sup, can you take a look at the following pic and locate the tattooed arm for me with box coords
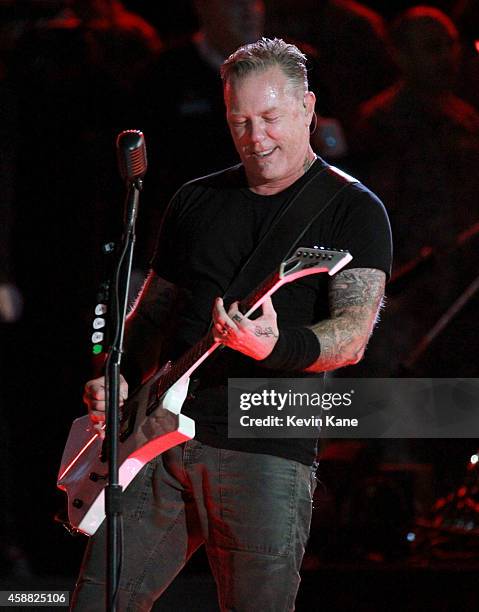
[211,268,385,368]
[305,267,386,372]
[124,270,179,381]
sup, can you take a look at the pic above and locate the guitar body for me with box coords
[57,366,195,536]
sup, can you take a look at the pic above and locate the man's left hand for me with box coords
[212,296,279,360]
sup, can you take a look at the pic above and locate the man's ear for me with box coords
[303,91,316,123]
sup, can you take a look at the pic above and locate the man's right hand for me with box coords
[83,375,129,438]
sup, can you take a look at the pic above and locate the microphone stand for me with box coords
[104,176,142,612]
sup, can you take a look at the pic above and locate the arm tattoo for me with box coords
[133,275,178,328]
[306,268,386,372]
[124,271,179,377]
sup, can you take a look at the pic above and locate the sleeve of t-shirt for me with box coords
[330,182,393,279]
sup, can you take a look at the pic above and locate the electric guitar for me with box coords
[57,246,352,536]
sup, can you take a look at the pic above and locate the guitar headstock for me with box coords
[280,247,352,281]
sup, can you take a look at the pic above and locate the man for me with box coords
[263,0,395,143]
[73,38,391,611]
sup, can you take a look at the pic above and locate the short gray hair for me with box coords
[221,37,308,95]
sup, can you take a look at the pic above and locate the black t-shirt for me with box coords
[151,158,392,465]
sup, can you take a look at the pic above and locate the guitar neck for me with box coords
[238,268,283,317]
[153,246,351,396]
[157,269,283,394]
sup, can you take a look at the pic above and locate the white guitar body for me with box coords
[58,372,194,536]
[57,246,352,536]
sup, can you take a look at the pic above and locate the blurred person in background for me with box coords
[137,0,266,265]
[264,0,396,145]
[50,0,161,89]
[452,0,479,112]
[350,6,479,378]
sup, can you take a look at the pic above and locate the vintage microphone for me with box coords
[116,129,147,225]
[105,130,147,612]
[117,129,147,183]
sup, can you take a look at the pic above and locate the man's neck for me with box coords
[248,152,317,196]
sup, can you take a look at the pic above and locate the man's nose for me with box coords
[249,120,266,145]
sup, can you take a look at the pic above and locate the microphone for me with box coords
[116,130,147,183]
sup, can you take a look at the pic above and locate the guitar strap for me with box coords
[222,162,358,308]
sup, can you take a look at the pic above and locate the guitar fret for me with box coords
[239,272,280,314]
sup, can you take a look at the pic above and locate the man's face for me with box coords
[224,66,315,193]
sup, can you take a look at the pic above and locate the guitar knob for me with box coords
[73,498,84,509]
